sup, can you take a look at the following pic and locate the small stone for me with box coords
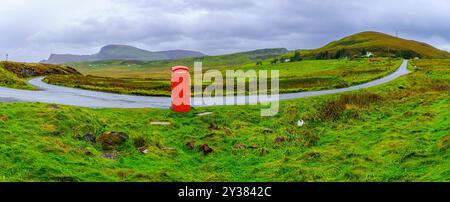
[248,144,259,149]
[186,141,196,150]
[199,144,213,155]
[83,133,96,143]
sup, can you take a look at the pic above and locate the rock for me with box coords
[186,141,196,150]
[83,133,96,143]
[274,136,287,143]
[97,132,129,150]
[234,143,246,149]
[103,151,118,160]
[20,68,38,77]
[198,112,213,116]
[263,129,273,134]
[0,115,8,122]
[199,144,213,155]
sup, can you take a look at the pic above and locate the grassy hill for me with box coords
[302,31,450,59]
[69,31,450,81]
[45,58,401,96]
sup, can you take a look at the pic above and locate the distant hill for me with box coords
[41,45,205,64]
[303,31,450,59]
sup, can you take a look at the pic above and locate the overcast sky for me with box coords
[1,0,449,62]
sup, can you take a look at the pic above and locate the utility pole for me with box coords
[5,54,8,62]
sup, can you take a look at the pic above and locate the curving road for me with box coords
[0,60,410,108]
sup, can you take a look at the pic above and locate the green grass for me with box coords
[0,59,448,182]
[0,61,81,90]
[45,58,401,96]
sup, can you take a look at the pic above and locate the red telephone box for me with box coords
[171,66,191,112]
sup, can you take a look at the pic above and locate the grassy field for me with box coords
[300,31,450,59]
[0,59,448,182]
[69,48,289,79]
[45,58,401,96]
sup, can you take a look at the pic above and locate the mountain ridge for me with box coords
[41,45,206,64]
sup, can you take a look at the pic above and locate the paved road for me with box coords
[0,60,410,108]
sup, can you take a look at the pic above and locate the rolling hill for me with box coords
[41,45,205,64]
[0,61,81,89]
[302,31,450,59]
